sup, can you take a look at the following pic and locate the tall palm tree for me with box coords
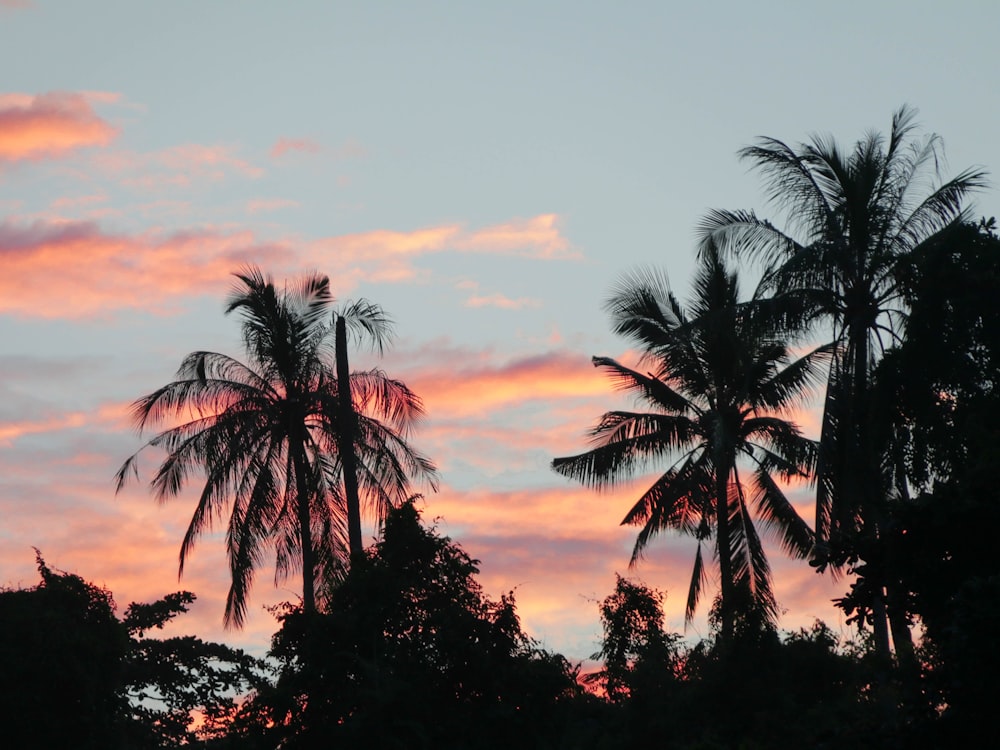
[115,266,437,627]
[698,106,986,655]
[331,299,396,558]
[552,248,825,643]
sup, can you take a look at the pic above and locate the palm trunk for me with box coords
[852,325,896,661]
[716,465,735,646]
[293,446,317,614]
[870,583,891,657]
[336,315,364,557]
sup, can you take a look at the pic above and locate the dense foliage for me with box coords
[0,553,267,748]
[232,501,581,749]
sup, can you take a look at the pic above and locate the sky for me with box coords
[2,1,999,663]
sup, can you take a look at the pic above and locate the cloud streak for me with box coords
[0,91,118,162]
[92,143,264,189]
[270,137,321,159]
[0,213,578,319]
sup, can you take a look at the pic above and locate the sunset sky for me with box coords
[2,1,999,662]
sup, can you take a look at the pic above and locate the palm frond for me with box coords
[591,356,697,415]
[685,542,708,626]
[624,452,712,562]
[338,298,394,355]
[748,465,814,558]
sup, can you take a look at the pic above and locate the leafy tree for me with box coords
[121,592,270,748]
[699,106,986,657]
[679,621,880,749]
[0,553,266,749]
[865,219,1000,736]
[241,501,580,749]
[116,266,437,626]
[0,551,127,748]
[587,575,682,702]
[553,247,823,643]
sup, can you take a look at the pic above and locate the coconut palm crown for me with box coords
[115,266,437,628]
[698,105,987,554]
[553,247,827,642]
[697,107,987,656]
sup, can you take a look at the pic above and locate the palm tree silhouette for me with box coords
[115,266,437,627]
[553,247,824,642]
[330,299,398,558]
[698,106,986,655]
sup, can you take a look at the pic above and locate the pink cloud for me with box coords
[0,411,88,446]
[406,349,612,420]
[0,219,293,318]
[92,143,263,189]
[0,357,838,663]
[307,214,579,284]
[270,137,321,159]
[49,193,109,210]
[455,214,578,259]
[0,213,576,320]
[0,212,580,318]
[80,91,128,106]
[0,91,118,162]
[161,144,263,178]
[465,293,541,309]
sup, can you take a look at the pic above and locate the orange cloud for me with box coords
[0,219,292,318]
[406,349,613,420]
[0,91,118,162]
[270,137,321,159]
[0,411,88,446]
[455,214,578,259]
[310,216,577,280]
[0,214,576,319]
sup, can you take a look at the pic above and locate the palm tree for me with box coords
[115,266,437,627]
[552,248,825,643]
[331,299,395,558]
[698,106,986,655]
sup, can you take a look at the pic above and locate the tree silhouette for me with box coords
[698,106,986,656]
[331,299,397,557]
[0,553,265,749]
[116,266,437,626]
[587,575,681,702]
[242,501,580,749]
[553,247,824,643]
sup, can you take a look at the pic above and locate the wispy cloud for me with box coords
[456,279,541,310]
[465,293,541,309]
[269,136,366,161]
[270,137,321,159]
[0,91,118,162]
[309,214,579,285]
[245,197,299,215]
[456,214,578,260]
[49,193,109,210]
[92,143,264,189]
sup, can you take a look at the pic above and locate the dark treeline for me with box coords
[2,107,999,747]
